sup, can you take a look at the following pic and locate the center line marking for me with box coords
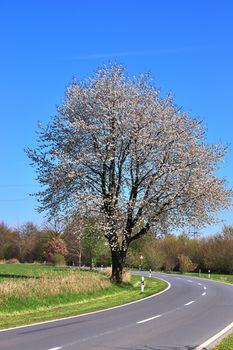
[137,314,161,324]
[185,300,195,306]
[48,347,62,350]
[202,292,206,296]
[204,286,207,290]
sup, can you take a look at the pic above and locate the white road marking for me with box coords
[48,347,62,350]
[185,300,195,306]
[187,280,192,282]
[195,321,233,350]
[204,286,207,290]
[202,292,206,296]
[198,283,202,286]
[137,314,161,324]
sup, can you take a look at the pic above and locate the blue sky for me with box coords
[0,0,232,234]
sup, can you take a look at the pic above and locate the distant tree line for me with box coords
[0,220,233,274]
[0,219,111,267]
[126,225,233,274]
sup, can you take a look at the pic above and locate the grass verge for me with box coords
[0,265,167,329]
[182,272,233,284]
[213,333,233,350]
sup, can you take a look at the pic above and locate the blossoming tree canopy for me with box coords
[26,64,232,283]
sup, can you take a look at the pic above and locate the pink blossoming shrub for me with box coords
[44,238,68,263]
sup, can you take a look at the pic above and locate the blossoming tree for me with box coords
[43,237,68,263]
[27,64,232,283]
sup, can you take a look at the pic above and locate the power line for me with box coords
[0,198,35,202]
[0,184,38,188]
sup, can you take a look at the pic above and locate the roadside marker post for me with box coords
[149,269,152,278]
[141,276,144,292]
[208,270,211,279]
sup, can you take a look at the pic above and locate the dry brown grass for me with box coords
[122,270,131,283]
[103,267,131,283]
[0,259,20,264]
[103,267,112,278]
[0,271,111,303]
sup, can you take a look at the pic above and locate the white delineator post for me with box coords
[208,270,211,278]
[141,276,144,292]
[149,269,152,278]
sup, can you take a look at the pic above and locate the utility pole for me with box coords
[190,226,200,240]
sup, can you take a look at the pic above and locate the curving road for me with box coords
[0,272,232,350]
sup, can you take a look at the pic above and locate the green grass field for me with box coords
[0,263,76,279]
[0,264,167,329]
[184,272,233,284]
[213,333,233,350]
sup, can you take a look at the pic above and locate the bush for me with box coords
[178,254,197,273]
[51,254,66,266]
[44,238,68,263]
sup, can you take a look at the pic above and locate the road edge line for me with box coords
[195,321,233,350]
[0,275,171,333]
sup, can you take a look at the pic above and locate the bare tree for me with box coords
[64,215,85,268]
[26,64,232,283]
[42,215,65,236]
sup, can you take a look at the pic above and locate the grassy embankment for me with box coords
[0,264,167,329]
[183,272,233,284]
[213,334,233,350]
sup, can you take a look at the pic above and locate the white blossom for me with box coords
[26,64,232,282]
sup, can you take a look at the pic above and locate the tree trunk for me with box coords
[78,245,82,268]
[111,249,126,284]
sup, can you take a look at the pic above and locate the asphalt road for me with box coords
[0,272,232,350]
